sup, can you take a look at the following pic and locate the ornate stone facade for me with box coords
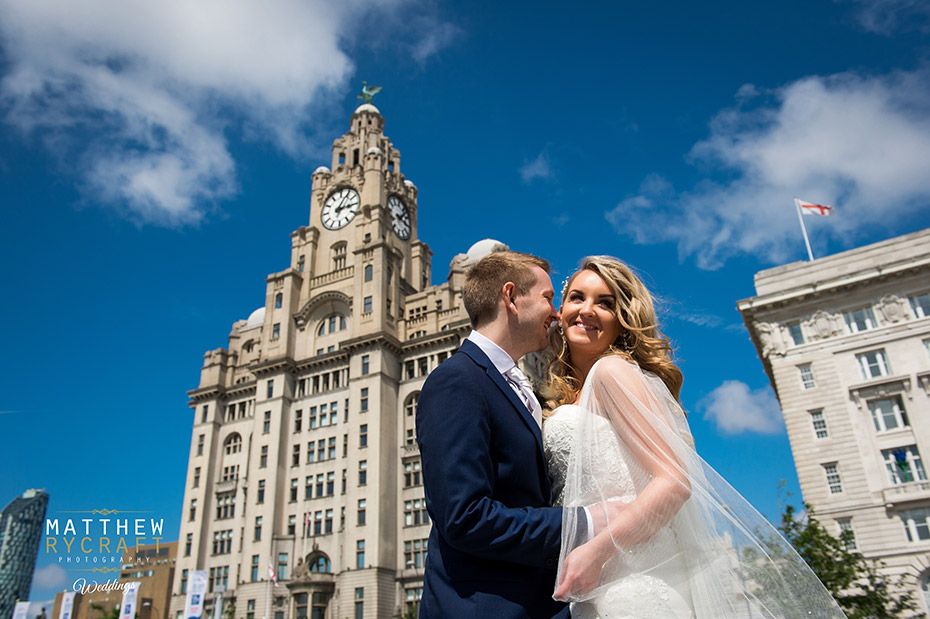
[168,105,508,619]
[739,228,930,612]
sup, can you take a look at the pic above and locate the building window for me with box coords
[197,434,204,456]
[404,538,429,569]
[856,349,890,379]
[316,473,324,496]
[361,355,370,375]
[418,357,428,376]
[310,554,331,573]
[288,514,296,536]
[405,393,420,419]
[275,293,282,309]
[844,306,876,333]
[184,533,192,556]
[251,555,259,582]
[257,480,265,504]
[355,588,364,619]
[224,433,242,455]
[360,424,368,448]
[272,323,281,340]
[189,499,197,521]
[290,478,298,502]
[202,404,209,423]
[358,499,366,525]
[360,388,369,412]
[359,460,367,485]
[212,529,233,554]
[267,380,274,399]
[787,321,804,345]
[798,364,815,389]
[278,552,288,581]
[405,360,415,380]
[900,508,930,542]
[823,463,842,494]
[868,396,909,432]
[263,411,272,434]
[910,292,930,318]
[404,459,422,487]
[809,410,828,439]
[364,264,372,282]
[356,541,365,569]
[836,519,857,551]
[325,508,333,533]
[260,445,268,467]
[294,410,302,433]
[215,492,235,519]
[292,444,300,467]
[181,569,188,594]
[332,243,347,270]
[404,498,429,526]
[883,446,927,485]
[193,467,200,488]
[298,254,305,273]
[363,296,372,313]
[327,471,335,496]
[208,566,228,592]
[309,406,318,429]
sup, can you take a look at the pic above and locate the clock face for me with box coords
[387,195,411,240]
[321,187,360,230]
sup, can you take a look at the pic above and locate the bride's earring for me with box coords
[558,322,565,338]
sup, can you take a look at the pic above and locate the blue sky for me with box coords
[2,0,930,605]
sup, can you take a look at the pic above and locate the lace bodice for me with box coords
[544,404,636,507]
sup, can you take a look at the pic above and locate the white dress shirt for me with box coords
[466,330,542,427]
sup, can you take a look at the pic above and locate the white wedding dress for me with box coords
[543,355,846,619]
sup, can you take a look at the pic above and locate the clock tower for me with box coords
[171,98,502,619]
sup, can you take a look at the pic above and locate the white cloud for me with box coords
[846,0,930,34]
[520,151,553,182]
[607,68,930,269]
[0,0,455,226]
[32,564,68,589]
[699,380,785,435]
[411,20,462,66]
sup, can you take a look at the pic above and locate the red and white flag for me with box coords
[269,564,278,587]
[795,198,835,216]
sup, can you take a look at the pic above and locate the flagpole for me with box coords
[794,197,815,261]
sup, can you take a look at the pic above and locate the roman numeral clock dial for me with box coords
[321,187,360,230]
[387,195,411,240]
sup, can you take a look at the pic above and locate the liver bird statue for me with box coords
[358,81,382,105]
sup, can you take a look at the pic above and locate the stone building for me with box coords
[168,103,511,619]
[738,228,930,611]
[0,489,49,619]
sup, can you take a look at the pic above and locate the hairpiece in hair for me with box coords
[560,275,571,300]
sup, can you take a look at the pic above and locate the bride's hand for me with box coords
[553,541,607,601]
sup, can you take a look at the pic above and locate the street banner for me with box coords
[12,602,30,619]
[184,570,208,619]
[59,592,76,619]
[119,582,140,619]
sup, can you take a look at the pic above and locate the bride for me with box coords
[542,256,845,618]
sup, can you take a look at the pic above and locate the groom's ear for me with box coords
[501,282,518,315]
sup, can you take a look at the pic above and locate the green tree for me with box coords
[89,603,119,619]
[780,502,923,618]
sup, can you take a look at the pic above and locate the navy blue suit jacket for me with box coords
[416,339,569,618]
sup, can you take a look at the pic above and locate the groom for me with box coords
[416,251,574,618]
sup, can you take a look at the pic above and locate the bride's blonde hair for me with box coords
[542,256,683,410]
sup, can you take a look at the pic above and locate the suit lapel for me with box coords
[459,340,548,470]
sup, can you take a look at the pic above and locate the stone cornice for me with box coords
[738,256,930,313]
[251,357,297,377]
[402,323,468,353]
[340,332,404,356]
[295,350,350,373]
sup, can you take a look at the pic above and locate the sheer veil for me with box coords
[554,355,846,618]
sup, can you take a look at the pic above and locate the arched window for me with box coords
[308,553,331,573]
[243,340,255,353]
[922,573,930,611]
[274,293,282,309]
[405,392,419,418]
[364,264,373,282]
[317,314,347,336]
[332,243,347,270]
[224,433,242,455]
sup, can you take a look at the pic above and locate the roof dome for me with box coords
[246,307,265,329]
[353,103,381,115]
[404,179,416,188]
[313,166,330,175]
[367,146,382,156]
[465,238,510,264]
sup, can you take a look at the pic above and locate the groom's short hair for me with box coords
[463,251,550,328]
